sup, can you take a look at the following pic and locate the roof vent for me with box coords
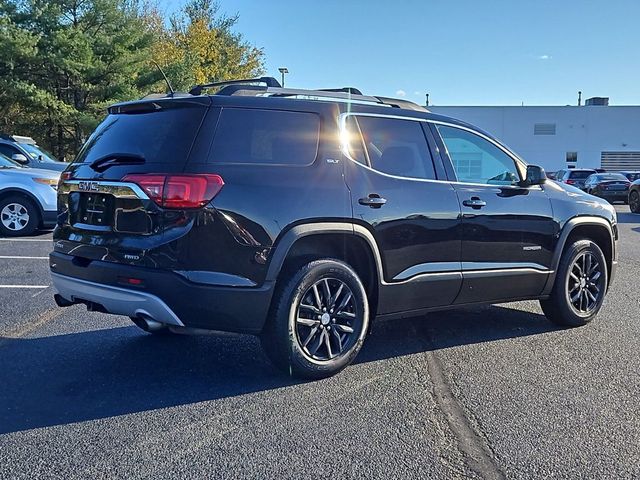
[534,123,556,135]
[585,97,609,106]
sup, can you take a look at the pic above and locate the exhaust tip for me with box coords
[54,294,75,308]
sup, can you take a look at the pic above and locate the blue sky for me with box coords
[162,0,640,106]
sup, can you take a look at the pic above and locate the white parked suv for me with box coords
[0,154,60,236]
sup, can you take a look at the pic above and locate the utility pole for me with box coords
[278,67,289,87]
[578,91,582,106]
[425,93,430,107]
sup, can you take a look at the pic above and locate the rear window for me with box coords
[569,170,595,179]
[595,174,628,181]
[208,108,320,166]
[74,104,207,164]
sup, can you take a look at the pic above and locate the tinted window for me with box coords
[0,144,20,159]
[209,108,320,165]
[343,116,367,165]
[594,173,628,182]
[75,104,207,164]
[355,116,436,180]
[568,170,595,179]
[437,125,520,185]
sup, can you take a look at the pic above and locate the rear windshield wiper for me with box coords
[89,153,145,172]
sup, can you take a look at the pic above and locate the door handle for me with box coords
[462,197,487,209]
[359,194,387,208]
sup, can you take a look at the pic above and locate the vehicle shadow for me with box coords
[0,304,557,434]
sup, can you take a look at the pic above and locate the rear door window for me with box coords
[208,108,320,166]
[354,116,437,180]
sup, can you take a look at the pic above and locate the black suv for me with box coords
[50,78,618,378]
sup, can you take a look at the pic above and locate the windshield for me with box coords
[0,153,23,168]
[20,143,59,163]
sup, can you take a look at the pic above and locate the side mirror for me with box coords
[523,165,546,186]
[11,154,28,164]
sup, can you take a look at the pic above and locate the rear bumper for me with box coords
[49,252,275,334]
[41,210,57,228]
[52,273,185,326]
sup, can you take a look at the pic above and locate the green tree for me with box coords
[152,0,265,91]
[0,0,157,160]
[0,0,265,159]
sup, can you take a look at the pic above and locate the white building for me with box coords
[429,102,640,173]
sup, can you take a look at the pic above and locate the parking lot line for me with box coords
[0,238,52,242]
[0,285,49,289]
[0,256,49,260]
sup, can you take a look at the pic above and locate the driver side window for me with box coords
[437,125,520,185]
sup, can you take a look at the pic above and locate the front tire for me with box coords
[540,240,608,327]
[630,190,640,213]
[261,259,370,379]
[0,195,40,237]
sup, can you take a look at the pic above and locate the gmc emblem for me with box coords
[78,181,99,192]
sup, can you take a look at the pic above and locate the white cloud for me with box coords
[414,91,422,96]
[537,54,552,60]
[396,89,406,97]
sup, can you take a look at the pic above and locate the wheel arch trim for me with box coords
[542,216,616,295]
[0,188,45,224]
[265,222,388,285]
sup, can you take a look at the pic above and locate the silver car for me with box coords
[0,134,67,172]
[0,154,59,236]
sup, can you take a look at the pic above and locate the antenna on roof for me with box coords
[152,61,175,96]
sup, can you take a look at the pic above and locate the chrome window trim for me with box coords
[338,112,538,190]
[59,180,150,200]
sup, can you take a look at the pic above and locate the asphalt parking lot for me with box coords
[0,206,638,479]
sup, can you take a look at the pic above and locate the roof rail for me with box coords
[317,87,364,95]
[374,96,428,112]
[202,79,429,112]
[259,87,428,112]
[189,76,281,96]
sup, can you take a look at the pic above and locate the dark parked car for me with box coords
[556,169,597,190]
[629,180,640,213]
[50,78,618,378]
[620,171,640,183]
[584,173,631,204]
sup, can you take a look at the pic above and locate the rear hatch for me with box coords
[54,96,212,268]
[567,170,595,189]
[598,178,631,193]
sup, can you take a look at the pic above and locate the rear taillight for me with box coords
[565,179,575,185]
[122,174,224,209]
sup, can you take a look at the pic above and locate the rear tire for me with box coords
[540,240,608,327]
[0,195,40,237]
[629,191,640,213]
[261,259,369,379]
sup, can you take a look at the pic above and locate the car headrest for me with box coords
[377,146,419,177]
